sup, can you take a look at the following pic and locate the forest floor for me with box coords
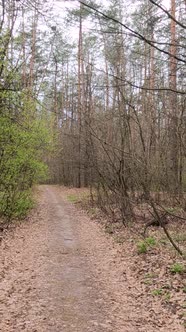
[0,185,185,332]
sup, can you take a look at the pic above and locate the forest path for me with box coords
[0,186,116,332]
[0,186,117,332]
[0,186,184,332]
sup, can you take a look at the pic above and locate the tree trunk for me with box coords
[169,0,178,193]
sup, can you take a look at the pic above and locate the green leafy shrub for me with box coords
[170,263,185,274]
[152,288,163,296]
[137,237,156,254]
[145,237,156,246]
[0,90,52,220]
[137,241,147,254]
[12,191,34,218]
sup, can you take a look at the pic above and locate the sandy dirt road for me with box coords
[0,186,184,332]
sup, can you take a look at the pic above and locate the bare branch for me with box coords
[148,0,186,30]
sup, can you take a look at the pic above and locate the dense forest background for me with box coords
[0,0,185,227]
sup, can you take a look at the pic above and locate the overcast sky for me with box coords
[52,0,171,37]
[52,0,171,27]
[54,0,170,10]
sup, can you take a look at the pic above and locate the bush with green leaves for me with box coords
[0,90,53,220]
[170,263,185,274]
[137,241,148,254]
[137,237,156,254]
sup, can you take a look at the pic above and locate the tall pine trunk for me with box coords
[169,0,178,193]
